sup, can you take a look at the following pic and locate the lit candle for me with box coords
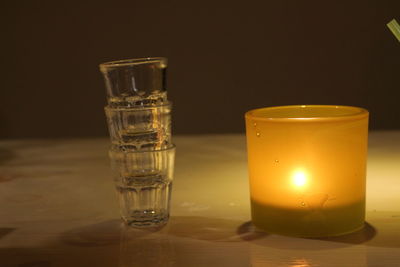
[245,105,369,237]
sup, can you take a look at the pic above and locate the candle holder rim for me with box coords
[245,105,368,122]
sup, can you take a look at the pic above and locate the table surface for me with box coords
[0,132,399,267]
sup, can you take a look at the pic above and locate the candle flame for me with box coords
[292,170,308,188]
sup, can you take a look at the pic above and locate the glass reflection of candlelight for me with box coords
[290,258,311,267]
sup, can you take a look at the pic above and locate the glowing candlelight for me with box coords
[292,169,308,188]
[245,105,369,237]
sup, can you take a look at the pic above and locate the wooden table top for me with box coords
[1,132,399,266]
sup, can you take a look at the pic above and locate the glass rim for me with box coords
[109,144,176,154]
[245,105,369,122]
[99,57,167,70]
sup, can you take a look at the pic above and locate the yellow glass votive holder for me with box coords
[245,105,369,237]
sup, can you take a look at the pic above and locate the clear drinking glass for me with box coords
[105,103,172,151]
[99,57,168,108]
[109,145,176,227]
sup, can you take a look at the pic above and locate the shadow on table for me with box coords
[0,148,17,183]
[59,216,252,245]
[58,216,397,249]
[161,216,265,242]
[1,220,172,267]
[2,216,398,266]
[237,220,400,249]
[0,148,15,164]
[54,216,398,266]
[60,219,167,247]
[0,228,16,240]
[54,217,250,266]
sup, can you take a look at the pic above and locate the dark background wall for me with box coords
[2,1,400,138]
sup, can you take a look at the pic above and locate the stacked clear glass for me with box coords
[100,58,175,227]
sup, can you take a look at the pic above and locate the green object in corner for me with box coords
[387,19,400,42]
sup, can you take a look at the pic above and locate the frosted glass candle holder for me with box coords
[245,105,369,237]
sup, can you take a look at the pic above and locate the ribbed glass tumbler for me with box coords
[109,146,175,226]
[100,57,175,227]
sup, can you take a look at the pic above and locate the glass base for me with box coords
[122,210,169,228]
